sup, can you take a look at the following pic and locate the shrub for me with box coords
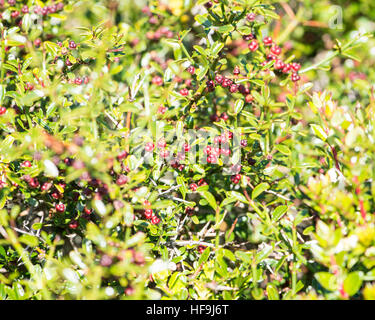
[0,0,374,300]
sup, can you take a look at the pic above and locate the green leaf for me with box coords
[234,99,244,115]
[272,205,288,221]
[266,284,280,300]
[44,41,60,57]
[217,25,234,33]
[19,234,39,247]
[252,183,270,199]
[198,247,211,265]
[343,272,363,297]
[200,191,217,210]
[315,272,337,291]
[275,144,291,155]
[310,124,328,141]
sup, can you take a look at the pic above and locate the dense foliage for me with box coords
[0,0,375,300]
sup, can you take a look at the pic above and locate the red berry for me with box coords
[242,34,254,41]
[207,154,217,163]
[11,11,19,18]
[151,215,160,224]
[220,112,229,121]
[229,84,238,93]
[22,5,29,14]
[116,175,128,186]
[282,63,292,74]
[198,179,208,186]
[190,183,198,192]
[75,77,82,85]
[84,207,92,215]
[144,209,153,219]
[233,66,240,75]
[231,174,241,184]
[291,62,301,72]
[56,203,66,213]
[152,76,163,86]
[248,40,259,52]
[41,182,52,191]
[145,142,155,152]
[157,138,167,149]
[25,83,34,91]
[29,178,40,188]
[184,143,191,152]
[291,73,301,82]
[246,13,256,21]
[263,36,273,46]
[270,45,281,55]
[0,107,7,115]
[221,78,232,88]
[204,145,212,155]
[187,66,195,75]
[274,59,285,70]
[215,74,223,84]
[180,88,189,96]
[69,220,79,229]
[197,245,206,254]
[206,80,215,92]
[117,151,128,160]
[124,286,135,296]
[159,149,170,158]
[245,94,254,103]
[204,1,213,9]
[22,161,32,167]
[241,139,248,147]
[221,148,231,156]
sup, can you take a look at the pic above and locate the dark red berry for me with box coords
[204,1,213,9]
[0,107,7,115]
[233,66,240,75]
[22,5,29,14]
[69,40,77,49]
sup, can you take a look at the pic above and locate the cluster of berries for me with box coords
[246,35,302,82]
[143,200,161,224]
